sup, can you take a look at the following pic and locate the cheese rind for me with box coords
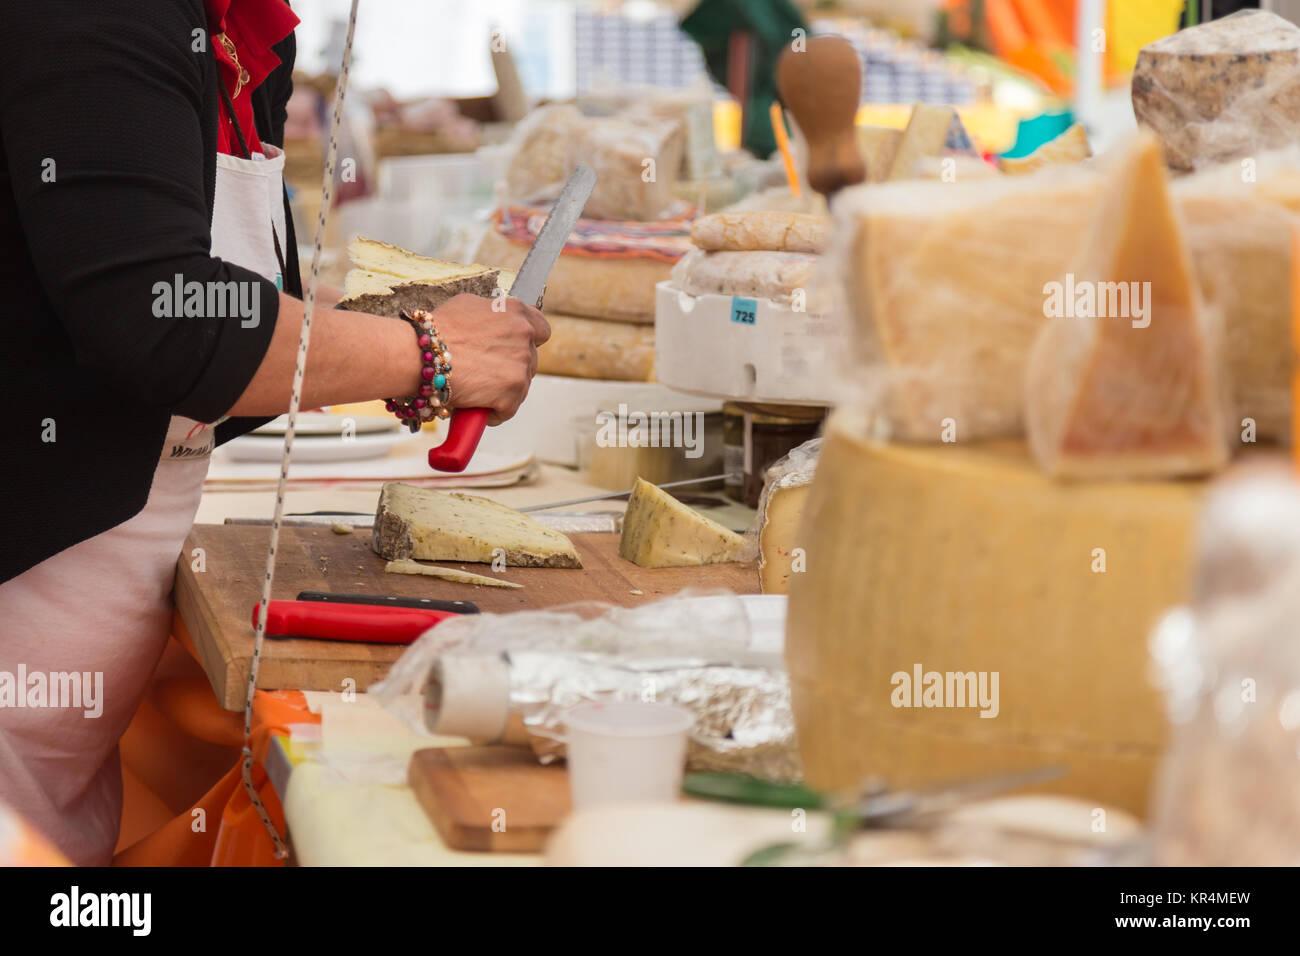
[786,407,1204,816]
[1132,10,1300,171]
[1174,151,1300,442]
[689,211,829,254]
[756,439,819,595]
[338,272,501,316]
[373,483,581,568]
[384,559,524,589]
[475,227,667,323]
[337,237,502,315]
[618,478,744,568]
[537,314,655,382]
[1025,133,1228,479]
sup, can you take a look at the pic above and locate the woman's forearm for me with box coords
[224,292,421,416]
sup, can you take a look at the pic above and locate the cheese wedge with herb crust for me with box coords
[618,477,744,568]
[373,483,581,568]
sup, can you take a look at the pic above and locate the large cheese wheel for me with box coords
[786,408,1206,816]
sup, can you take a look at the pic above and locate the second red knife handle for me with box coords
[254,600,456,644]
[427,407,490,473]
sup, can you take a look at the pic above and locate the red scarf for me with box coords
[204,0,300,156]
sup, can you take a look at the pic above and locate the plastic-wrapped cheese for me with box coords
[1173,149,1300,444]
[833,165,1102,441]
[1133,10,1300,172]
[670,249,820,306]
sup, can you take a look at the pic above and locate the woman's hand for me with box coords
[432,293,551,425]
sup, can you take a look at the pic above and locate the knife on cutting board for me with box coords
[254,599,461,645]
[428,164,597,473]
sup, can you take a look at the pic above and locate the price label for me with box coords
[730,296,758,326]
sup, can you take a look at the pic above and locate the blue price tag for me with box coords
[730,296,758,326]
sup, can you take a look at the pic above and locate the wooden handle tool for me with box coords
[775,35,865,198]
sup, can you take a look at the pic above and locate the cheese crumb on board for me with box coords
[373,483,581,568]
[384,559,524,589]
[1026,133,1228,479]
[618,477,744,568]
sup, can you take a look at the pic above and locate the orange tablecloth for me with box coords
[113,614,321,866]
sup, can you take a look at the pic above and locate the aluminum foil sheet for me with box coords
[372,590,802,781]
[502,649,801,781]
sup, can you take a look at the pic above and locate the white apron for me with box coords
[0,141,287,866]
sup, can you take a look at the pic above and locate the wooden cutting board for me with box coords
[408,746,570,852]
[175,523,759,710]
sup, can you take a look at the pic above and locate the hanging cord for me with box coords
[243,0,361,860]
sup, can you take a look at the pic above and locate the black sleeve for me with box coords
[0,0,280,424]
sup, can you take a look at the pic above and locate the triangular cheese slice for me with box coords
[618,478,745,568]
[347,237,491,282]
[1025,133,1228,479]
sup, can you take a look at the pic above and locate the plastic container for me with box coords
[563,701,693,809]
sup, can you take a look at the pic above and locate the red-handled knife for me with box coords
[253,599,456,645]
[427,164,597,473]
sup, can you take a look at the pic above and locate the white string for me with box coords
[242,0,361,860]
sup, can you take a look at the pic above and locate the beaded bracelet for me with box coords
[386,309,452,433]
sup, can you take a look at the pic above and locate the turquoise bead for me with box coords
[433,373,447,388]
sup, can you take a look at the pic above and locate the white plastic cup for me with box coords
[563,700,694,810]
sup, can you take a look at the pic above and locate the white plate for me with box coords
[223,430,406,463]
[251,412,399,437]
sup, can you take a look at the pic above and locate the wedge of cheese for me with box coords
[756,440,819,594]
[373,483,581,568]
[1025,133,1228,479]
[338,237,503,316]
[887,104,973,181]
[347,237,493,282]
[618,477,744,568]
[856,125,903,183]
[1000,124,1092,176]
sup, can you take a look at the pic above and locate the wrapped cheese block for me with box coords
[689,211,829,254]
[671,249,820,306]
[1133,10,1300,171]
[1025,133,1229,479]
[1174,150,1300,444]
[567,117,686,222]
[833,165,1102,441]
[537,313,655,382]
[502,104,585,206]
[754,438,819,595]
